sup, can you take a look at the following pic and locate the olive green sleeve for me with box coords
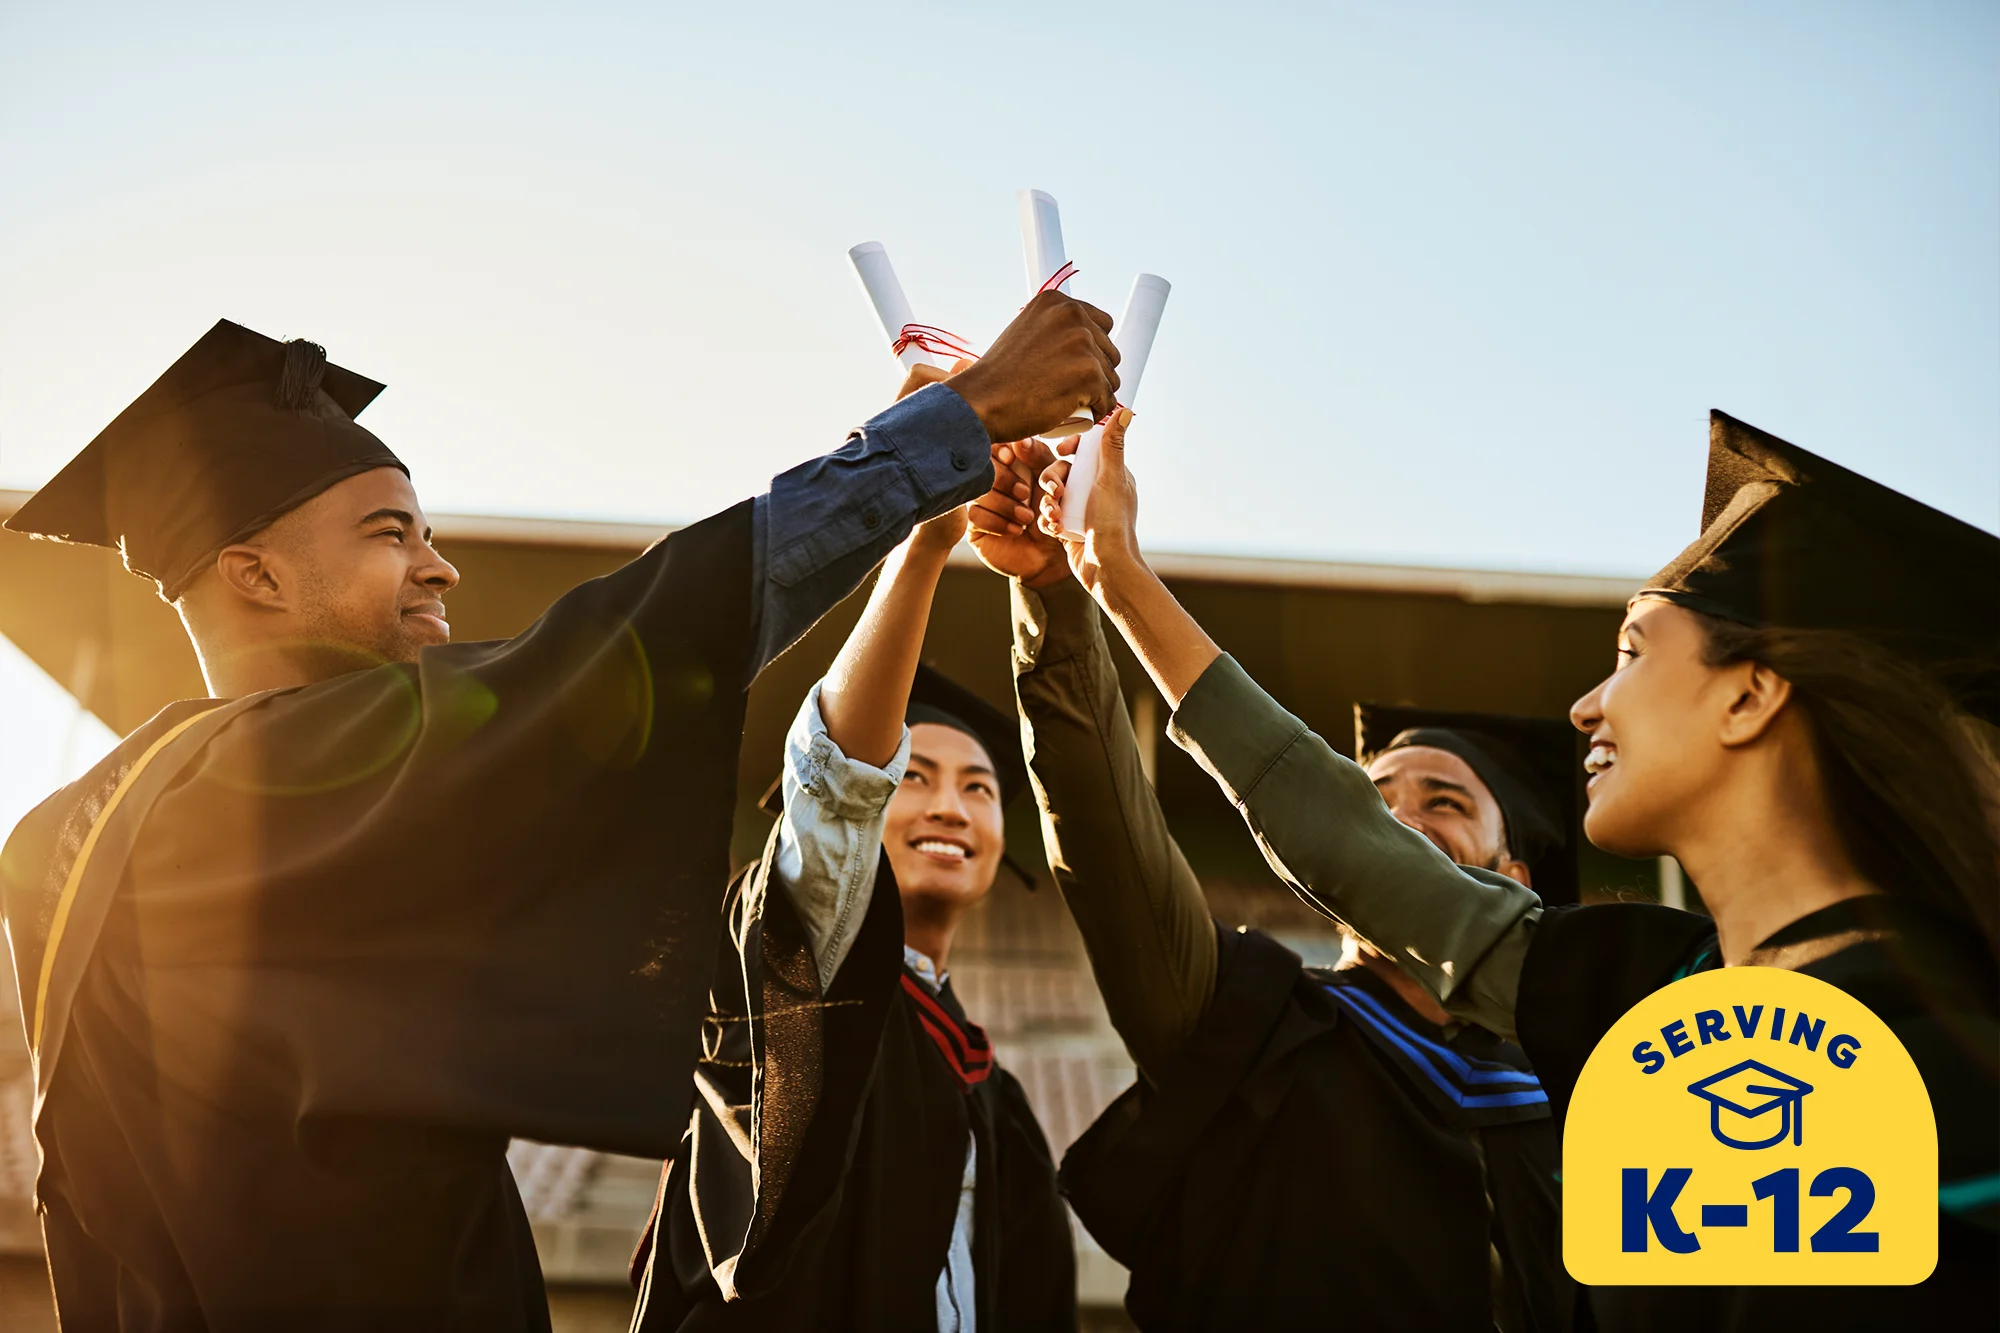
[1012,577,1217,1079]
[1167,653,1540,1038]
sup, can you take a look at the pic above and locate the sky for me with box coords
[0,3,1994,826]
[1,1,1993,584]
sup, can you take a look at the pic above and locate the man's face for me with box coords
[1365,746,1531,887]
[882,723,1007,915]
[248,466,459,668]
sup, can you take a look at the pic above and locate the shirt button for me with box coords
[862,509,880,529]
[950,451,970,471]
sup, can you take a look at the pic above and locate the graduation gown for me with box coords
[1060,924,1573,1332]
[3,506,759,1330]
[1515,894,1999,1331]
[632,842,1077,1331]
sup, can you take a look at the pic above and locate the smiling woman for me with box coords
[1071,408,2000,1328]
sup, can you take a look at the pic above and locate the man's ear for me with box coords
[1717,659,1795,749]
[211,544,291,611]
[1495,857,1534,889]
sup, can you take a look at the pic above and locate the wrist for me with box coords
[941,365,1005,442]
[888,532,957,573]
[1021,558,1073,591]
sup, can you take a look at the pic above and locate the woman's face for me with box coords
[1570,598,1742,858]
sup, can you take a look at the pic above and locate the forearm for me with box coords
[750,383,991,676]
[1082,553,1222,708]
[1013,577,1216,1078]
[820,538,952,769]
[1168,654,1541,1038]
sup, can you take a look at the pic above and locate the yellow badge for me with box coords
[1564,966,1936,1285]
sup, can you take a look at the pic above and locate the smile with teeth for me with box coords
[1584,744,1617,780]
[912,838,972,861]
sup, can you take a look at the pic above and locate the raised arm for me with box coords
[1011,576,1216,1079]
[772,507,969,984]
[965,445,1215,1077]
[1038,417,1541,1037]
[750,290,1121,675]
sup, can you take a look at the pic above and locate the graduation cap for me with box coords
[1687,1059,1814,1150]
[6,319,406,600]
[1642,411,2000,722]
[1355,703,1582,907]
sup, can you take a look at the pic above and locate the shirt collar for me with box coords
[903,944,945,991]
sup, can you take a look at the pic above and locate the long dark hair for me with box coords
[1699,615,2000,964]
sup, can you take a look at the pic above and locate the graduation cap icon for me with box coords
[1687,1059,1815,1150]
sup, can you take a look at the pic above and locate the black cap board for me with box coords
[1354,703,1582,907]
[7,319,406,600]
[1642,411,2000,721]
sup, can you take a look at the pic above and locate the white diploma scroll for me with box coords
[1016,188,1091,438]
[1058,273,1171,540]
[848,241,946,370]
[1017,189,1073,296]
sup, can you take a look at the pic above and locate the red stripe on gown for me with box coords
[901,973,993,1090]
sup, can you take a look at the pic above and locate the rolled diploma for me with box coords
[848,241,945,370]
[1017,189,1091,438]
[1017,189,1073,296]
[1058,273,1171,540]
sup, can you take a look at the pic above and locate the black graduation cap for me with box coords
[1354,703,1582,907]
[6,319,406,600]
[1643,411,2000,721]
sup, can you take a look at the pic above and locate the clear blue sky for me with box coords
[2,1,1995,579]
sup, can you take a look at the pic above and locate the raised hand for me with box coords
[946,292,1120,443]
[1037,408,1138,594]
[967,437,1069,589]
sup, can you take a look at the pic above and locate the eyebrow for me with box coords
[1374,773,1477,801]
[907,752,999,780]
[357,508,433,542]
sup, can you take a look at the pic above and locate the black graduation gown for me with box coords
[1516,895,2000,1330]
[632,845,1077,1331]
[1060,924,1573,1332]
[2,506,760,1331]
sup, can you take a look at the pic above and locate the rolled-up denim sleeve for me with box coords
[749,383,992,675]
[772,682,912,985]
[1168,653,1543,1039]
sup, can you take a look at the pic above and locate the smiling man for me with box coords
[1345,704,1582,1028]
[0,308,1115,1331]
[635,465,1074,1331]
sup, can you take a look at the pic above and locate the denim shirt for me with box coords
[773,683,909,984]
[750,382,991,677]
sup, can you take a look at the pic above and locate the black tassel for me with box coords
[278,339,328,409]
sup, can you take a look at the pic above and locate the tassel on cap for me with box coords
[278,339,328,409]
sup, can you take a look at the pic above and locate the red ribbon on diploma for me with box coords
[892,323,980,362]
[1037,261,1078,295]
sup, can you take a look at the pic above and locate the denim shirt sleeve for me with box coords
[772,682,912,986]
[749,382,991,675]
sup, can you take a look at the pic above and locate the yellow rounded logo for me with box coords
[1564,966,1936,1285]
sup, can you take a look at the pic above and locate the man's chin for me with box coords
[895,868,996,909]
